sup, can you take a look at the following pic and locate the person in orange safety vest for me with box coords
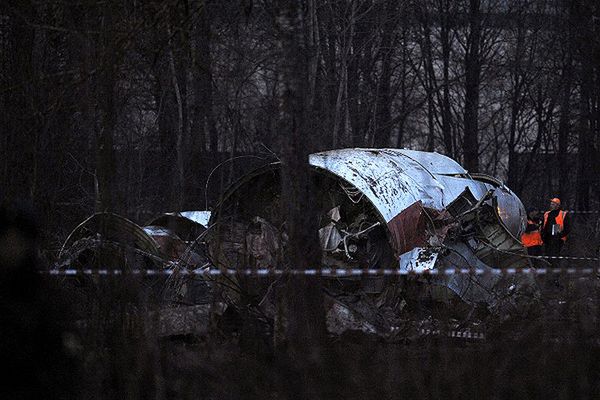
[541,197,571,257]
[521,208,543,257]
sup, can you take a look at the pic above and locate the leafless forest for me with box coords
[2,0,600,399]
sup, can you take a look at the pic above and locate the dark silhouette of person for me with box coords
[0,204,79,399]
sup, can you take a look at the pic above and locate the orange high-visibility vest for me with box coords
[543,210,568,242]
[521,219,543,247]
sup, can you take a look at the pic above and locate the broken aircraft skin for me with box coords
[58,211,213,307]
[58,148,538,338]
[207,148,538,327]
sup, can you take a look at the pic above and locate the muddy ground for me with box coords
[18,268,600,400]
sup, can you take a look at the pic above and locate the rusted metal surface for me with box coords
[387,201,430,256]
[387,201,451,257]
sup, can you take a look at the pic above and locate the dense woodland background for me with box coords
[1,0,600,250]
[3,2,600,399]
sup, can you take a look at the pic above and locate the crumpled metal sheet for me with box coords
[398,247,439,273]
[309,148,526,239]
[60,211,212,269]
[386,200,450,256]
[310,148,439,222]
[387,201,430,255]
[392,149,467,174]
[146,211,210,242]
[178,211,211,227]
[395,188,532,308]
[444,188,528,269]
[60,212,162,259]
[203,147,532,317]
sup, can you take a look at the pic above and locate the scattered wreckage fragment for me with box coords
[58,211,213,315]
[57,210,218,336]
[59,211,211,269]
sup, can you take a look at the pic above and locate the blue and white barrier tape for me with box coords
[419,328,486,340]
[43,267,600,277]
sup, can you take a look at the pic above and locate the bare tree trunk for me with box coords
[203,16,219,153]
[557,56,572,199]
[330,12,348,148]
[167,30,185,209]
[347,2,365,147]
[506,20,525,191]
[440,0,454,156]
[2,1,36,204]
[275,2,328,397]
[519,85,551,194]
[574,1,594,210]
[396,26,409,148]
[195,0,217,153]
[576,81,592,209]
[189,1,205,154]
[96,1,118,212]
[463,0,481,172]
[372,0,396,148]
[415,1,438,152]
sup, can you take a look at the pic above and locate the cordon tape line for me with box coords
[419,328,486,340]
[532,255,600,261]
[42,267,600,277]
[524,210,600,214]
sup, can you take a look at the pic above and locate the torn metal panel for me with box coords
[146,211,209,242]
[387,201,430,255]
[448,190,529,269]
[207,147,532,317]
[434,242,506,306]
[178,211,211,227]
[60,212,162,260]
[308,148,525,239]
[433,175,490,210]
[436,241,536,313]
[143,226,173,237]
[398,247,439,273]
[386,201,450,256]
[318,206,343,252]
[445,187,479,216]
[309,148,441,221]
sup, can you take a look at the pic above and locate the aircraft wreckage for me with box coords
[59,148,538,337]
